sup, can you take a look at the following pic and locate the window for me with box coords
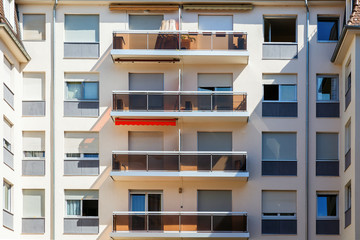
[3,118,12,153]
[264,17,296,42]
[65,15,99,43]
[198,73,233,91]
[129,15,163,30]
[198,15,233,31]
[264,84,297,101]
[23,189,45,218]
[64,132,99,158]
[262,133,297,161]
[23,14,46,41]
[3,181,11,212]
[317,194,337,219]
[129,73,164,91]
[65,190,98,217]
[317,17,339,41]
[198,190,232,211]
[3,0,14,27]
[130,191,162,211]
[197,132,232,151]
[129,131,164,151]
[23,73,45,101]
[65,82,98,100]
[262,191,296,218]
[345,121,351,154]
[346,183,351,211]
[317,75,338,101]
[23,132,45,159]
[316,133,338,161]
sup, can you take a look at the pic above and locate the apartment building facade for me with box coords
[0,0,358,239]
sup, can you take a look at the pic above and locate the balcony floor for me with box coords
[110,232,250,239]
[111,49,249,64]
[110,171,249,181]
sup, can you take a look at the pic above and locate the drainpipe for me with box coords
[304,1,310,240]
[51,0,58,239]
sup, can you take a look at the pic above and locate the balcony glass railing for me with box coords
[112,151,247,172]
[113,31,247,50]
[113,211,248,233]
[112,91,247,112]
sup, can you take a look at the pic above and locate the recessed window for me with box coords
[262,190,296,217]
[264,17,296,42]
[65,190,99,217]
[3,118,12,153]
[317,17,339,41]
[198,15,233,31]
[65,82,99,100]
[23,132,45,159]
[345,121,351,154]
[3,181,11,212]
[317,194,337,218]
[316,75,338,101]
[264,84,297,101]
[129,15,163,30]
[346,184,351,211]
[23,14,46,41]
[65,15,99,43]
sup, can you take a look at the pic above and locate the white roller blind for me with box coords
[129,73,164,91]
[129,131,163,151]
[64,73,99,82]
[262,133,296,161]
[65,15,99,42]
[129,15,163,30]
[263,74,297,85]
[316,133,338,160]
[65,190,99,200]
[198,73,233,88]
[198,132,232,151]
[23,73,44,100]
[3,119,12,143]
[23,189,44,217]
[198,15,233,30]
[23,132,45,151]
[262,191,296,214]
[23,14,45,40]
[64,132,99,153]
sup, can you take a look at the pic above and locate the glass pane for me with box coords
[317,76,338,101]
[84,82,99,100]
[67,200,81,215]
[131,194,145,211]
[262,133,297,160]
[198,16,233,31]
[65,15,99,42]
[84,153,99,158]
[317,195,337,217]
[280,85,296,101]
[66,82,82,100]
[23,14,45,41]
[264,85,279,100]
[129,15,163,30]
[148,194,161,211]
[318,18,339,41]
[82,199,98,216]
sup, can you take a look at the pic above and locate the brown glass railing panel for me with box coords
[113,93,247,112]
[113,213,248,233]
[113,32,247,50]
[148,155,179,171]
[113,153,247,172]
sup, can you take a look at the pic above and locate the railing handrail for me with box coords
[113,90,247,95]
[113,211,247,215]
[112,150,247,155]
[113,30,247,34]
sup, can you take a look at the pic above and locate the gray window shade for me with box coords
[3,118,12,143]
[64,132,99,153]
[262,191,296,214]
[23,73,44,100]
[129,73,164,91]
[316,133,338,160]
[198,73,233,88]
[23,189,45,217]
[262,133,296,161]
[23,14,45,40]
[23,132,45,151]
[198,15,233,30]
[197,132,232,151]
[129,15,163,30]
[129,132,164,151]
[198,190,232,211]
[65,190,99,200]
[65,15,99,42]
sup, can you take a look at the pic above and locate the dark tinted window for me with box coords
[318,17,339,41]
[264,85,279,100]
[264,18,296,42]
[82,200,98,216]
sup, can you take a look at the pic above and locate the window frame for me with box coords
[22,14,46,41]
[345,183,351,211]
[263,16,298,43]
[198,15,234,31]
[65,198,99,218]
[316,75,339,102]
[65,81,99,101]
[315,132,339,162]
[317,16,339,42]
[64,153,99,160]
[262,132,297,162]
[345,120,351,153]
[263,84,297,102]
[316,193,338,220]
[3,181,11,212]
[261,190,297,220]
[129,190,163,212]
[64,14,100,44]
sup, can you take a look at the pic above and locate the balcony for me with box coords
[111,211,249,239]
[111,91,248,122]
[111,151,248,181]
[111,31,248,64]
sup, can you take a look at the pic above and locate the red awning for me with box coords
[115,118,177,126]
